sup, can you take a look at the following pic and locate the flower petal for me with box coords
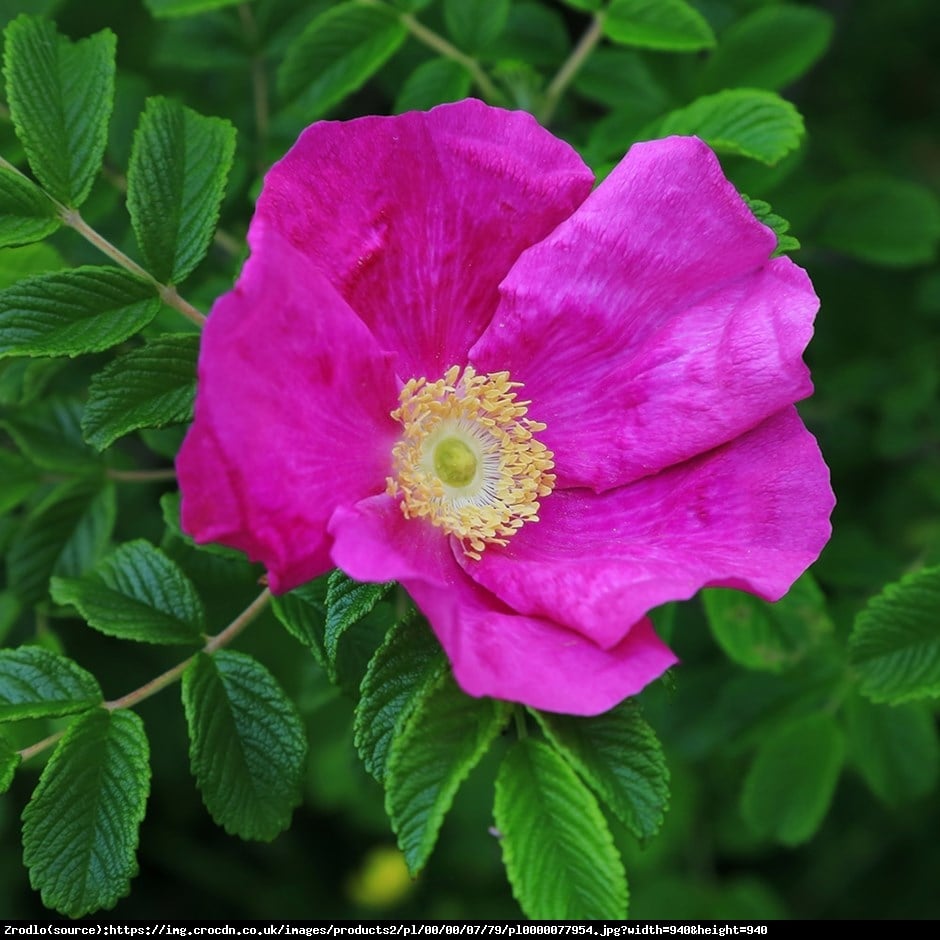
[471,135,817,490]
[177,230,400,593]
[328,494,676,715]
[253,98,594,380]
[461,407,834,649]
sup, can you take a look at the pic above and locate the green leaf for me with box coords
[702,5,833,92]
[22,708,150,918]
[50,539,206,645]
[126,97,235,285]
[561,0,602,11]
[385,671,509,874]
[604,0,715,52]
[816,175,940,268]
[324,570,393,681]
[845,695,939,807]
[354,614,447,781]
[7,481,116,605]
[182,650,307,840]
[82,333,198,450]
[849,564,940,703]
[3,16,116,206]
[159,491,248,562]
[743,195,800,255]
[0,241,65,290]
[741,713,844,846]
[495,737,628,919]
[444,0,509,53]
[0,266,161,359]
[0,731,19,793]
[534,701,669,842]
[144,0,245,15]
[271,577,329,663]
[278,2,408,119]
[0,645,102,720]
[658,88,804,165]
[394,57,473,114]
[703,572,832,672]
[0,165,59,247]
[0,447,39,513]
[0,397,98,470]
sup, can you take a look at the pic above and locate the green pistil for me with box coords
[433,436,477,487]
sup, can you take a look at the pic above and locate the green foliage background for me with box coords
[1,0,939,921]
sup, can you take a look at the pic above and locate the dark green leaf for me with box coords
[126,97,235,285]
[3,16,116,206]
[604,0,715,52]
[324,570,394,682]
[0,447,39,513]
[144,0,245,15]
[159,491,248,562]
[849,564,940,703]
[444,0,509,53]
[354,614,447,781]
[488,2,570,68]
[0,165,59,247]
[703,573,832,672]
[0,266,161,359]
[0,242,65,290]
[82,333,198,450]
[394,57,472,114]
[845,695,939,806]
[561,0,602,10]
[658,89,804,165]
[22,709,150,918]
[0,397,99,470]
[702,5,833,92]
[534,701,669,842]
[271,576,329,663]
[741,713,844,846]
[385,671,509,874]
[50,539,205,645]
[495,737,628,919]
[816,176,940,268]
[0,730,19,793]
[182,650,307,840]
[0,645,102,720]
[278,2,408,119]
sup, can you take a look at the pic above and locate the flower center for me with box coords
[387,365,555,559]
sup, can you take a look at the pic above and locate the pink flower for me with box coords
[177,99,833,716]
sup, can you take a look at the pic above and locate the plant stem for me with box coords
[16,589,272,763]
[539,12,605,125]
[105,467,178,483]
[513,706,528,739]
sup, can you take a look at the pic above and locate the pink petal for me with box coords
[460,407,834,649]
[328,495,675,715]
[177,230,400,593]
[471,135,817,490]
[253,98,594,381]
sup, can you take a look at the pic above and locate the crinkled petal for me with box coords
[472,135,817,490]
[253,98,594,380]
[328,495,675,715]
[177,230,400,593]
[461,407,834,649]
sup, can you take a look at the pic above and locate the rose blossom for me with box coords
[177,98,833,716]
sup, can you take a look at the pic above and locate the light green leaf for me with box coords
[354,614,447,781]
[0,397,99,470]
[126,97,235,285]
[7,481,116,606]
[0,266,161,359]
[278,2,408,119]
[0,241,65,290]
[82,333,198,450]
[386,671,509,874]
[0,447,38,513]
[743,195,800,255]
[0,645,102,720]
[182,650,307,840]
[534,701,669,842]
[703,573,832,672]
[658,88,804,165]
[271,577,329,664]
[51,539,205,645]
[495,737,628,919]
[394,57,473,114]
[324,570,394,681]
[741,713,844,846]
[702,4,833,92]
[444,0,509,52]
[604,0,715,52]
[845,695,939,806]
[0,730,19,793]
[816,176,940,268]
[3,16,116,206]
[0,166,59,247]
[144,0,245,15]
[849,564,940,703]
[22,708,150,918]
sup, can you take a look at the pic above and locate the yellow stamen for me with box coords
[387,365,555,559]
